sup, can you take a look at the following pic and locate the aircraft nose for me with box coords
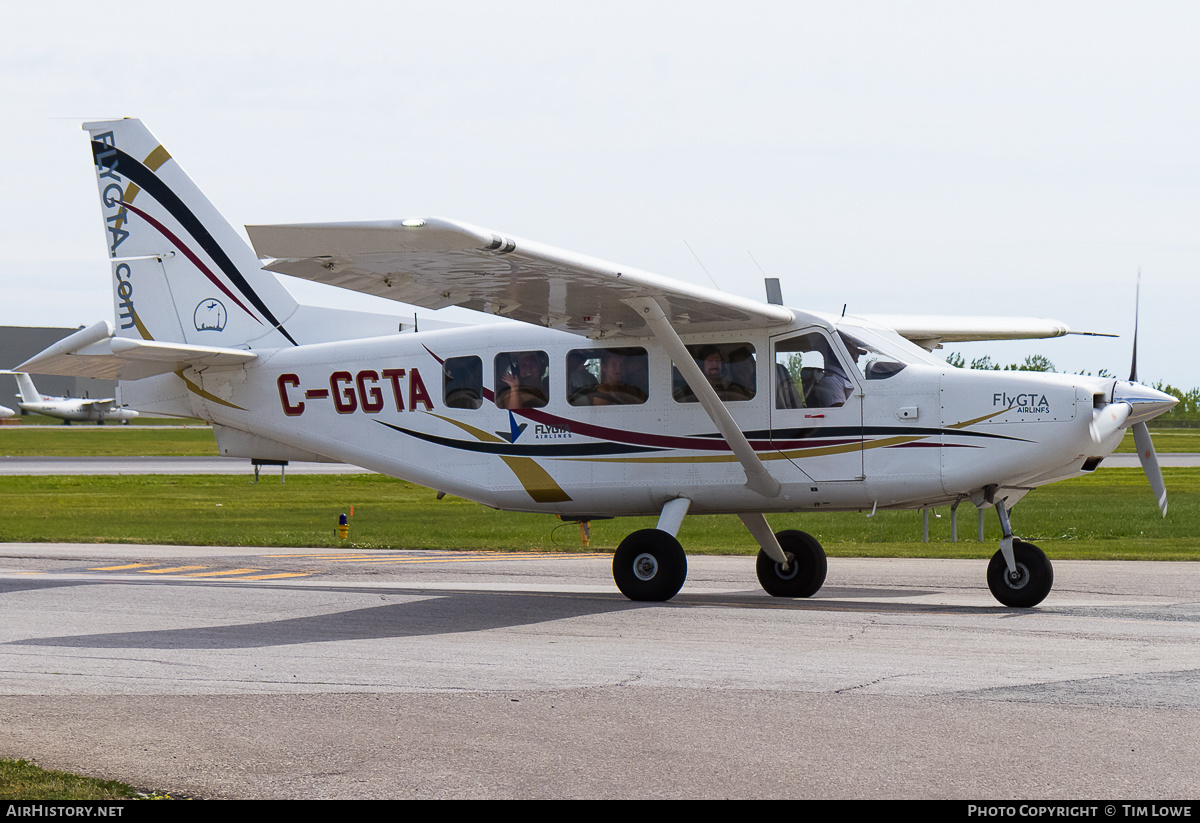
[1112,382,1179,426]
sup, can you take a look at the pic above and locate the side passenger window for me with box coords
[566,348,648,406]
[443,356,483,409]
[495,351,549,409]
[672,343,756,403]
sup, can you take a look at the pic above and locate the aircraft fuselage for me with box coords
[175,317,1120,517]
[17,399,139,423]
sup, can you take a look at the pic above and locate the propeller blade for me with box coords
[1133,421,1168,517]
[1090,402,1131,444]
[1129,271,1140,383]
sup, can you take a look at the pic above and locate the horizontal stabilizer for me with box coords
[16,320,257,380]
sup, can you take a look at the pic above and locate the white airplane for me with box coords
[0,404,14,419]
[0,370,138,425]
[17,119,1177,607]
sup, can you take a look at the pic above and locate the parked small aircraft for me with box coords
[0,371,138,425]
[18,119,1177,606]
[0,404,14,419]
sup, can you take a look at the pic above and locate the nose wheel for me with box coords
[987,539,1053,607]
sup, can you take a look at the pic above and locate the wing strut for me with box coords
[624,297,780,499]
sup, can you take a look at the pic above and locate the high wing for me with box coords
[857,314,1099,351]
[248,218,794,339]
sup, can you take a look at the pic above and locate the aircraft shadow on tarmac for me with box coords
[0,579,98,596]
[10,587,648,650]
[7,578,1031,652]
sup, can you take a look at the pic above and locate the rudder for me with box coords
[8,372,42,405]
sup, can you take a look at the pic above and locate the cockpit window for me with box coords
[837,331,907,381]
[775,333,852,409]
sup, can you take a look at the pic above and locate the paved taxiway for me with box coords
[2,543,1198,799]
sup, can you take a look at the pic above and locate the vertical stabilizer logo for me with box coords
[194,299,228,331]
[93,131,130,256]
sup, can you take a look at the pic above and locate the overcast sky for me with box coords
[5,1,1197,387]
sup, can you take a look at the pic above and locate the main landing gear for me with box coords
[609,501,830,602]
[985,497,1053,608]
[755,529,827,598]
[612,529,688,602]
[610,496,1051,607]
[612,497,690,601]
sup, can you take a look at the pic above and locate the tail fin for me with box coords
[7,372,43,405]
[85,119,299,348]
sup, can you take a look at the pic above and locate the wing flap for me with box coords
[16,321,258,380]
[248,218,793,338]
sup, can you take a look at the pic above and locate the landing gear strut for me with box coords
[987,539,1053,608]
[985,497,1053,608]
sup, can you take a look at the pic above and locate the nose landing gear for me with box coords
[985,496,1054,608]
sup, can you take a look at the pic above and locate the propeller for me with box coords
[1107,275,1175,516]
[1133,421,1169,516]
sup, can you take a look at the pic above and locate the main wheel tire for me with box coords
[987,539,1053,608]
[613,529,687,602]
[756,529,827,598]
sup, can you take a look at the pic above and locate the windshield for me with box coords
[834,323,945,379]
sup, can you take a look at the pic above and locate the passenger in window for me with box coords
[725,346,756,400]
[698,346,725,390]
[673,343,755,403]
[696,345,745,402]
[590,349,647,406]
[497,351,549,409]
[566,351,599,405]
[805,338,853,408]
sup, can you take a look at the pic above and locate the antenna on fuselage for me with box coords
[747,252,783,305]
[684,240,723,292]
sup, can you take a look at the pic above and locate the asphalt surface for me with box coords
[2,544,1199,799]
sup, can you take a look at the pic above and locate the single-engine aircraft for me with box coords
[0,371,138,424]
[17,119,1178,607]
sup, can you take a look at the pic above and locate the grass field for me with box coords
[0,420,216,456]
[0,468,1194,559]
[0,758,164,801]
[0,423,1195,558]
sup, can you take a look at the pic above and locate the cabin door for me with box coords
[769,329,865,482]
